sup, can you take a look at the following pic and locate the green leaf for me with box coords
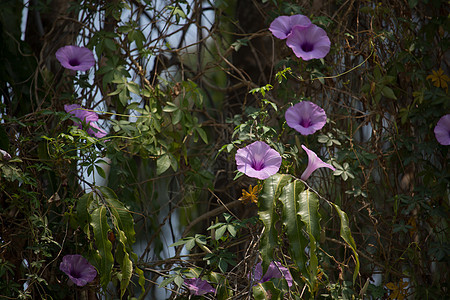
[159,275,175,288]
[218,259,228,273]
[93,187,137,293]
[119,88,129,106]
[157,154,171,175]
[215,225,227,240]
[129,29,145,49]
[298,189,320,287]
[333,204,360,284]
[298,189,320,240]
[162,102,178,112]
[91,206,114,288]
[253,281,282,300]
[279,180,309,280]
[96,187,136,245]
[95,164,106,179]
[116,237,133,298]
[381,86,397,100]
[172,109,182,125]
[126,81,140,95]
[76,192,94,234]
[170,238,191,248]
[227,224,237,237]
[196,127,208,144]
[135,267,145,293]
[258,174,292,271]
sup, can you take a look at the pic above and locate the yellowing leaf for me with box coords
[386,282,397,290]
[427,68,450,91]
[238,184,261,204]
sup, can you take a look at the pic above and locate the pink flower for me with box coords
[269,14,311,40]
[286,24,331,60]
[184,278,216,295]
[252,261,293,287]
[59,254,97,286]
[434,114,450,145]
[235,141,282,180]
[285,101,327,135]
[56,46,95,71]
[64,104,107,138]
[301,145,335,181]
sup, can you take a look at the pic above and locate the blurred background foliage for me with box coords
[0,0,448,299]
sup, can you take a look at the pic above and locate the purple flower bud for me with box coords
[235,141,282,180]
[434,114,450,145]
[184,278,216,295]
[300,145,335,181]
[285,101,327,135]
[59,254,97,287]
[56,46,95,71]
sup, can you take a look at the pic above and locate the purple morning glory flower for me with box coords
[253,261,293,287]
[0,149,11,160]
[286,24,330,60]
[235,141,282,180]
[184,278,216,295]
[269,14,312,40]
[56,45,95,71]
[434,114,450,145]
[64,104,107,138]
[59,254,97,286]
[301,145,335,181]
[285,101,327,135]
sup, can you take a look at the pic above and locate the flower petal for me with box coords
[434,114,450,145]
[64,104,107,138]
[235,141,282,180]
[252,261,293,287]
[59,254,97,287]
[269,14,311,39]
[286,24,330,60]
[285,101,327,135]
[184,278,215,295]
[300,145,335,181]
[56,46,95,71]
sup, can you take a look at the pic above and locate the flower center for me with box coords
[69,269,82,279]
[69,58,81,66]
[251,159,265,171]
[299,118,312,128]
[301,42,314,52]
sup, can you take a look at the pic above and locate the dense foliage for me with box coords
[0,0,448,299]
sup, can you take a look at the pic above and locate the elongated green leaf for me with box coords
[298,190,320,241]
[258,174,292,270]
[279,180,308,277]
[97,186,136,245]
[116,231,133,298]
[76,192,94,234]
[298,190,320,290]
[135,267,145,293]
[91,206,114,288]
[96,187,137,294]
[333,204,360,284]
